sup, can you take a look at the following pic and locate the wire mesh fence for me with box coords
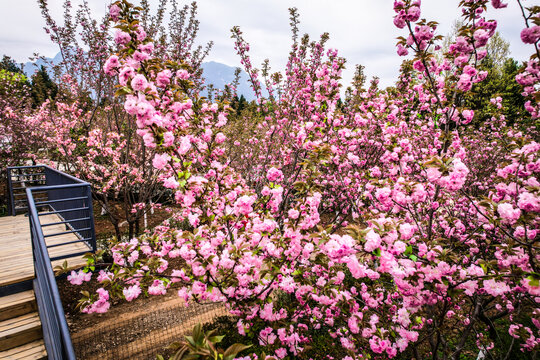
[71,302,227,360]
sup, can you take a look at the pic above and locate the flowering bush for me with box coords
[0,69,42,169]
[32,90,164,239]
[69,0,539,359]
[28,0,215,239]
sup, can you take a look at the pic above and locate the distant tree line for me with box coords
[0,55,58,108]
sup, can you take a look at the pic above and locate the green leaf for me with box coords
[527,275,540,287]
[480,263,487,274]
[208,335,225,344]
[114,86,133,97]
[184,335,196,347]
[223,344,252,360]
[166,341,182,350]
[404,245,413,256]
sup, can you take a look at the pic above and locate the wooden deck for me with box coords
[0,214,91,288]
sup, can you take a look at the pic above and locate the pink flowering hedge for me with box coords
[61,0,540,359]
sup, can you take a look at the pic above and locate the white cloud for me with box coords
[0,0,533,87]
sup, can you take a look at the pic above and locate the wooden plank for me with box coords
[0,291,36,322]
[0,252,33,260]
[0,258,33,266]
[0,259,33,266]
[0,273,34,288]
[0,312,42,352]
[0,290,34,308]
[0,243,32,251]
[1,260,34,269]
[48,245,91,258]
[0,268,34,278]
[0,339,46,360]
[0,312,38,331]
[0,268,34,277]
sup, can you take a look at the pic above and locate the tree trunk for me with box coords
[113,222,121,241]
[128,221,134,240]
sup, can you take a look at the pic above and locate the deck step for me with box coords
[0,270,35,289]
[0,339,47,359]
[0,312,42,352]
[0,280,34,298]
[0,290,37,322]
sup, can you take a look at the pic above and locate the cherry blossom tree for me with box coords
[32,0,213,239]
[69,0,539,359]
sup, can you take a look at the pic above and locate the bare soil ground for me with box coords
[59,278,226,360]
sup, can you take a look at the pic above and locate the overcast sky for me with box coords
[0,0,533,87]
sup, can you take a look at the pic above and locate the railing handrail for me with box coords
[7,165,44,170]
[8,164,88,182]
[26,188,77,360]
[7,165,91,216]
[24,183,92,191]
[42,165,88,185]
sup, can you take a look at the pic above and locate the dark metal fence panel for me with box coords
[6,165,97,253]
[43,166,96,252]
[43,173,97,253]
[7,165,46,216]
[27,188,77,360]
[30,183,97,258]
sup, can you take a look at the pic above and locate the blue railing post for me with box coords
[7,167,15,216]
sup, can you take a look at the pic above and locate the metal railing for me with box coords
[7,165,97,257]
[7,165,47,216]
[27,188,77,360]
[6,165,98,360]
